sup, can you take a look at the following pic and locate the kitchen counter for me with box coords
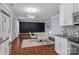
[55,34,79,44]
[55,35,75,39]
[0,37,9,44]
[69,41,79,47]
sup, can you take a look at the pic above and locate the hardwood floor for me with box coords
[10,34,58,55]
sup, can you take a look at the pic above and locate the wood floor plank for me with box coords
[11,34,58,55]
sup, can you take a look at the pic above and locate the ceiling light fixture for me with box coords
[26,7,39,13]
[27,15,35,18]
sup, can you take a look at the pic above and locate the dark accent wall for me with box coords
[19,22,45,33]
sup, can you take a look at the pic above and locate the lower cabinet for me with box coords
[55,36,61,54]
[55,36,69,55]
[5,40,9,55]
[0,42,5,55]
[0,40,9,55]
[60,38,68,55]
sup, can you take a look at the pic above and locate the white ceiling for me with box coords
[7,3,60,22]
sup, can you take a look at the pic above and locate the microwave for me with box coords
[73,12,79,24]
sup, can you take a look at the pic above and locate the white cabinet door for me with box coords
[0,42,6,55]
[0,5,2,36]
[0,45,2,54]
[64,4,74,26]
[55,36,61,54]
[60,4,65,26]
[5,40,9,55]
[59,3,73,26]
[74,3,79,12]
[55,36,68,55]
[60,38,68,55]
[0,40,9,55]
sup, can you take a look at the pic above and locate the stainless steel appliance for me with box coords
[69,41,79,55]
[68,36,79,55]
[73,12,79,24]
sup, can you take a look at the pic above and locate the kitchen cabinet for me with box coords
[0,4,14,55]
[5,40,9,55]
[0,42,5,55]
[60,38,68,54]
[68,41,79,55]
[73,3,79,12]
[0,40,9,55]
[55,36,69,55]
[0,5,2,36]
[59,3,74,26]
[55,36,61,54]
[59,4,64,26]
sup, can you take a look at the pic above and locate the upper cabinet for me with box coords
[73,3,79,12]
[59,3,74,26]
[59,4,64,26]
[60,3,79,26]
[0,5,11,38]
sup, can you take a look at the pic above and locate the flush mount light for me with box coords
[26,7,39,13]
[18,16,26,19]
[27,15,35,18]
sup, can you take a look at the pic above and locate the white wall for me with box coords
[11,15,19,40]
[15,19,19,36]
[50,15,63,35]
[45,21,51,32]
[45,15,63,36]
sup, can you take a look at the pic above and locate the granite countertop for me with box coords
[55,34,79,44]
[0,37,9,44]
[69,41,79,47]
[55,34,75,39]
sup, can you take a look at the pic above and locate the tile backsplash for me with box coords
[62,26,79,37]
